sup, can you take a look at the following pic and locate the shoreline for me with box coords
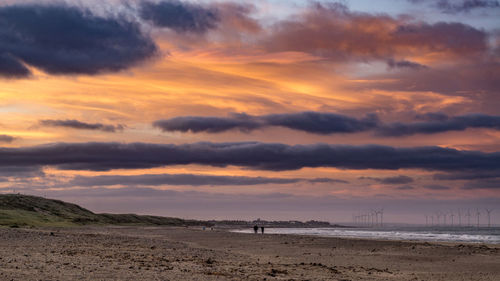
[229,226,500,246]
[7,224,500,246]
[1,226,499,280]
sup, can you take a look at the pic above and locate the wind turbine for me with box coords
[457,209,462,227]
[466,209,471,227]
[436,212,441,226]
[450,212,455,227]
[485,208,493,228]
[475,208,481,228]
[379,208,384,227]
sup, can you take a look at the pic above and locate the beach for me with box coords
[0,226,499,280]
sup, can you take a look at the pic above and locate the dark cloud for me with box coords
[0,4,157,78]
[424,184,451,190]
[387,59,428,70]
[462,179,500,189]
[153,112,379,134]
[0,135,15,143]
[68,173,344,187]
[433,170,500,180]
[262,112,379,134]
[153,114,260,133]
[139,0,218,33]
[410,0,500,13]
[377,113,500,136]
[154,112,500,136]
[360,175,415,184]
[40,119,124,133]
[1,141,499,172]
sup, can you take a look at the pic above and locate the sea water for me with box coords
[233,226,500,244]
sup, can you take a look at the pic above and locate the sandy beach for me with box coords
[0,226,499,280]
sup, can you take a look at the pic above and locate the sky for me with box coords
[1,0,499,224]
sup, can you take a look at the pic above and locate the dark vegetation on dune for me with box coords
[0,194,337,228]
[0,194,205,227]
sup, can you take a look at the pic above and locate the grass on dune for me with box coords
[0,194,207,228]
[0,209,78,227]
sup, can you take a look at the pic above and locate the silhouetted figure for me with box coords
[261,226,265,234]
[253,225,258,234]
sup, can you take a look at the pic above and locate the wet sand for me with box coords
[0,226,499,280]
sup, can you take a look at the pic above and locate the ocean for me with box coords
[233,226,500,244]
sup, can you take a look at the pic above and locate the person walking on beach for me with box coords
[261,226,265,234]
[253,225,258,234]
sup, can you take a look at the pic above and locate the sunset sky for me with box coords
[1,0,499,224]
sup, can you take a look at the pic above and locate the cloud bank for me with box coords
[153,112,379,134]
[153,112,500,136]
[377,113,500,136]
[1,141,499,172]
